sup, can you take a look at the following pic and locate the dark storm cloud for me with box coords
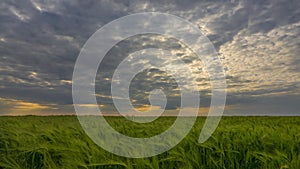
[0,0,299,115]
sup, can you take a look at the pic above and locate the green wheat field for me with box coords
[0,116,299,169]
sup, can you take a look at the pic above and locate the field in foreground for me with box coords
[0,116,299,169]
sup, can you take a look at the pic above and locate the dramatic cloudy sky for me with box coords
[0,0,299,116]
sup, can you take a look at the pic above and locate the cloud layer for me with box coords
[0,0,299,115]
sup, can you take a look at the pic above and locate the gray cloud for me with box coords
[0,0,299,115]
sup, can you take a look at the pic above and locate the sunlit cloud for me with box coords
[0,98,57,115]
[9,6,31,21]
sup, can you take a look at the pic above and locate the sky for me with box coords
[0,0,299,116]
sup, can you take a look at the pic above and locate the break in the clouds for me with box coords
[0,0,299,115]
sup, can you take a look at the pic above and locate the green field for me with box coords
[0,116,299,169]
